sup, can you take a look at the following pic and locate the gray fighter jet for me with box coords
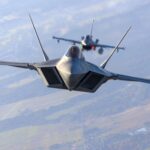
[0,17,150,93]
[53,20,124,54]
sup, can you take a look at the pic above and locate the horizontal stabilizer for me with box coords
[29,14,49,61]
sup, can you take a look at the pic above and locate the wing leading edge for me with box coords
[0,61,35,70]
[95,44,124,50]
[111,73,150,84]
[53,36,81,44]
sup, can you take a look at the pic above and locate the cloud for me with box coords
[0,71,25,81]
[0,23,31,47]
[75,0,150,27]
[79,0,122,14]
[59,27,70,36]
[7,76,37,89]
[77,0,150,15]
[46,0,150,31]
[0,14,19,23]
[38,0,144,34]
[0,0,146,49]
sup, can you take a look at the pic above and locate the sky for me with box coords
[0,0,150,149]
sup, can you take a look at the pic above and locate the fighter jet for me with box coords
[0,16,150,93]
[53,20,124,54]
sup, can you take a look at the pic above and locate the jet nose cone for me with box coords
[57,58,87,90]
[63,72,85,90]
[58,68,86,90]
[67,74,81,90]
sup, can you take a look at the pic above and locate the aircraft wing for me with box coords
[111,73,150,84]
[0,61,35,70]
[53,36,81,44]
[95,44,124,50]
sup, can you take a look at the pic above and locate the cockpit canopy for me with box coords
[86,35,90,39]
[85,35,92,44]
[66,46,84,59]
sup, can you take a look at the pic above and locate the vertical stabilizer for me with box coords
[29,14,49,61]
[100,27,131,68]
[90,19,95,36]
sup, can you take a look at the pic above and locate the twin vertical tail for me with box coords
[100,27,131,69]
[29,14,49,61]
